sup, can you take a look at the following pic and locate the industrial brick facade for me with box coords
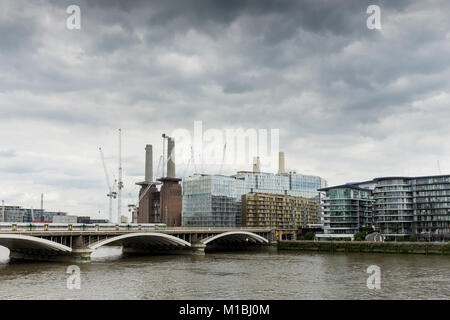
[159,178,182,227]
[137,185,160,224]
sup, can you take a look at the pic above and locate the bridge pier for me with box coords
[267,240,278,253]
[70,248,93,262]
[190,243,206,255]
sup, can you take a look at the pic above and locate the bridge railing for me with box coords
[0,227,273,234]
[166,227,272,231]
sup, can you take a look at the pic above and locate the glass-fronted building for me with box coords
[182,171,327,227]
[373,177,414,238]
[317,184,374,240]
[182,175,243,227]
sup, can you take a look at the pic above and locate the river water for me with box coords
[1,246,449,299]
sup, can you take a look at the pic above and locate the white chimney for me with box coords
[278,152,285,174]
[253,156,260,173]
[145,144,153,182]
[167,137,175,178]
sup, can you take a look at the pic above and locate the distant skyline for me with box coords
[1,0,450,218]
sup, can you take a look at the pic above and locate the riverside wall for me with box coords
[278,240,450,255]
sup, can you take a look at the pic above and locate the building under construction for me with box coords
[136,136,182,227]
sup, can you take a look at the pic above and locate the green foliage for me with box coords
[304,232,315,240]
[354,231,366,241]
[353,226,375,242]
[396,236,405,242]
[359,226,374,233]
[409,235,417,242]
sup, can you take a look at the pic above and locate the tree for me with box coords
[409,235,417,242]
[304,232,315,240]
[354,231,366,241]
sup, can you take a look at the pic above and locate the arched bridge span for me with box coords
[200,231,269,246]
[89,232,191,250]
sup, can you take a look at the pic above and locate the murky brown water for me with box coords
[1,246,449,299]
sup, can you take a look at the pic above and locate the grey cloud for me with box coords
[0,149,16,158]
[1,0,449,215]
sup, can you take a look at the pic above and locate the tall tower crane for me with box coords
[117,128,124,224]
[99,147,116,222]
[183,145,197,177]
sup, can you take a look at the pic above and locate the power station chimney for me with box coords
[278,152,285,174]
[145,144,153,182]
[41,193,44,211]
[167,137,175,178]
[253,156,260,173]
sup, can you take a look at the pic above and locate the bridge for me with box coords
[0,227,274,262]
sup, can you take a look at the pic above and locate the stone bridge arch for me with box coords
[89,232,191,251]
[0,234,72,253]
[0,234,72,261]
[200,231,269,247]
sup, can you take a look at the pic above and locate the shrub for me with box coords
[354,231,366,241]
[304,232,315,240]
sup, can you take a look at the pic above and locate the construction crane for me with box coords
[127,191,138,223]
[99,147,117,222]
[117,128,124,224]
[156,154,163,180]
[183,145,197,177]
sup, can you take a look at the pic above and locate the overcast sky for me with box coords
[1,0,449,218]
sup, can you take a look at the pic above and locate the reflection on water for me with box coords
[0,246,9,263]
[1,245,450,299]
[91,246,123,261]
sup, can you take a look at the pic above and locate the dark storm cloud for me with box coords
[0,0,449,215]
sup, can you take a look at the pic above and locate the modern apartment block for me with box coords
[374,175,450,240]
[317,174,450,241]
[241,193,319,229]
[182,171,327,227]
[317,184,374,240]
[373,177,414,238]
